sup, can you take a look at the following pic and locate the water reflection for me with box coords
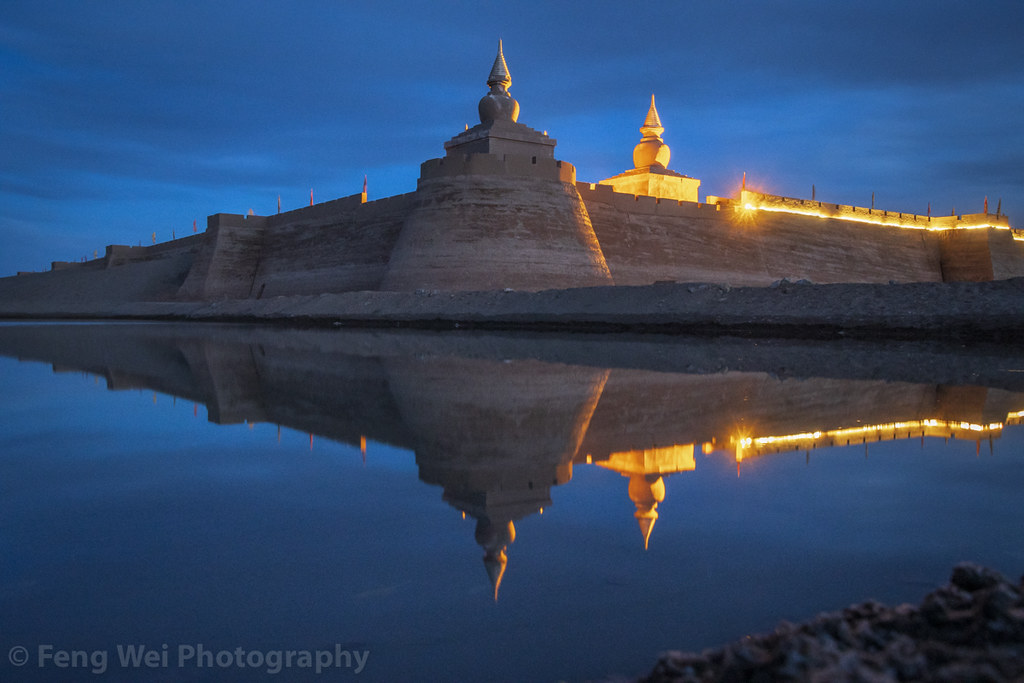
[2,323,1022,609]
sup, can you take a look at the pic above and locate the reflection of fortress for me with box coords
[2,324,1023,598]
[8,43,1023,305]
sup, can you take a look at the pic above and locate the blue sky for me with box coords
[2,0,1022,276]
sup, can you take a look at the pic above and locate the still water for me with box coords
[0,322,1022,682]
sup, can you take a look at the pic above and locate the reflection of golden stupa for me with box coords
[594,444,695,550]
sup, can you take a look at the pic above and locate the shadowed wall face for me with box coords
[381,175,612,292]
[582,191,946,286]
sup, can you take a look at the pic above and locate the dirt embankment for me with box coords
[2,269,1023,341]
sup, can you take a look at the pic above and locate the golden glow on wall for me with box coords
[734,418,1008,460]
[737,190,1013,233]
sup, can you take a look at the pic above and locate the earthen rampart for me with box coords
[740,190,1012,231]
[939,228,1024,282]
[382,171,610,292]
[177,191,420,300]
[104,234,204,268]
[579,183,944,286]
[252,191,416,297]
[420,153,575,184]
[267,191,368,227]
[178,213,267,300]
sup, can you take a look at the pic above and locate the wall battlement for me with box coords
[740,190,1013,232]
[420,153,575,185]
[104,234,204,268]
[267,191,367,227]
[577,182,725,218]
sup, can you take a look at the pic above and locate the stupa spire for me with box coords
[628,474,665,551]
[487,39,511,89]
[478,40,520,123]
[633,94,671,169]
[642,94,664,133]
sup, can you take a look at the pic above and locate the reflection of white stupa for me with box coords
[383,353,608,600]
[475,518,516,602]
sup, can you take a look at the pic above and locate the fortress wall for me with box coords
[939,228,1024,282]
[50,259,105,272]
[381,174,611,292]
[104,234,204,268]
[266,191,368,228]
[741,191,1012,230]
[177,213,267,300]
[580,184,943,285]
[0,249,196,313]
[420,154,575,184]
[252,191,416,297]
[992,232,1024,280]
[579,182,720,218]
[939,230,996,281]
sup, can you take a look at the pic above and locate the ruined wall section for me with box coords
[251,192,416,298]
[579,183,944,286]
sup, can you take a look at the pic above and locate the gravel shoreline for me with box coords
[2,277,1024,341]
[638,563,1024,682]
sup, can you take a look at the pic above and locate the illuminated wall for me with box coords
[580,184,945,286]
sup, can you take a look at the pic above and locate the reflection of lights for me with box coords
[595,443,695,475]
[733,418,1010,459]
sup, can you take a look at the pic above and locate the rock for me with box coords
[636,564,1024,682]
[952,563,1005,592]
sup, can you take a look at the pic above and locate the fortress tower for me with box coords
[380,42,613,292]
[598,95,701,202]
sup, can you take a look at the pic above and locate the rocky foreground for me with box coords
[638,564,1024,682]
